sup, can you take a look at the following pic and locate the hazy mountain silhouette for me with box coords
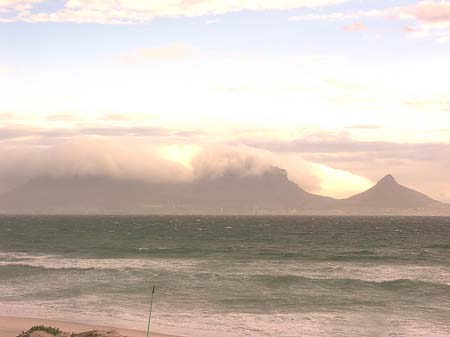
[189,166,331,208]
[341,174,440,209]
[0,170,446,215]
[0,175,182,214]
[0,166,331,214]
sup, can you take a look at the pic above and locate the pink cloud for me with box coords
[342,21,367,32]
[403,26,420,33]
[404,1,450,25]
[291,1,450,42]
[401,1,450,42]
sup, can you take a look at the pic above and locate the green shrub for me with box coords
[17,325,60,337]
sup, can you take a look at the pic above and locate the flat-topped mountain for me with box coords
[190,166,331,209]
[0,170,447,215]
[0,166,331,214]
[0,175,193,214]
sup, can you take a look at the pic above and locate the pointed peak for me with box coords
[378,174,397,185]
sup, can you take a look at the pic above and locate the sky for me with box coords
[1,0,450,201]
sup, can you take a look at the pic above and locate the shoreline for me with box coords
[0,317,183,337]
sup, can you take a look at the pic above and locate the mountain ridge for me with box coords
[0,169,447,215]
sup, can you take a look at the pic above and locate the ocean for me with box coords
[0,215,449,337]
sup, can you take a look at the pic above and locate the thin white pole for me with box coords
[146,286,156,337]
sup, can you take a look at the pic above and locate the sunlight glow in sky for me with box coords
[1,0,450,200]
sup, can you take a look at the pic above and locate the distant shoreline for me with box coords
[0,213,449,217]
[0,317,183,337]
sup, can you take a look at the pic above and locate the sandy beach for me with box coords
[0,317,182,337]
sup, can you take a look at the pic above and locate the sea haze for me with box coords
[1,215,450,337]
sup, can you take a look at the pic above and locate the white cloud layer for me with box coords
[0,136,375,199]
[2,0,350,23]
[0,0,41,10]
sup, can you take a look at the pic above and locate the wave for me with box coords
[0,251,201,271]
[427,243,450,250]
[233,259,450,287]
[2,251,450,287]
[253,274,450,291]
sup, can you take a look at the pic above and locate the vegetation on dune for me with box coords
[17,325,61,337]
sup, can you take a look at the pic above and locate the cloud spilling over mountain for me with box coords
[192,147,278,180]
[0,137,448,215]
[0,137,326,193]
[0,138,338,214]
[0,156,331,215]
[0,137,193,193]
[0,139,270,182]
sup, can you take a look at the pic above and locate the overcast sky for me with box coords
[1,0,450,201]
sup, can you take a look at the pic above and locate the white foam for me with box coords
[2,251,450,286]
[218,260,450,286]
[2,252,450,336]
[0,251,201,271]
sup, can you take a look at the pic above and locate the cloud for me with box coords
[0,124,206,150]
[401,1,450,42]
[0,137,196,193]
[246,134,450,201]
[342,21,367,32]
[0,0,39,21]
[189,145,369,196]
[0,141,279,193]
[3,0,351,23]
[99,113,151,122]
[403,1,450,27]
[46,114,81,122]
[246,133,450,175]
[120,44,195,63]
[191,146,275,180]
[344,124,383,130]
[0,126,78,141]
[0,135,370,199]
[0,131,447,200]
[43,113,159,124]
[0,0,42,11]
[291,1,450,42]
[290,9,384,22]
[403,25,429,38]
[248,133,450,161]
[79,126,202,139]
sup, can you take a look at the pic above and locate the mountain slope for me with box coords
[341,174,440,209]
[189,166,330,207]
[0,175,182,214]
[0,166,331,214]
[0,171,445,215]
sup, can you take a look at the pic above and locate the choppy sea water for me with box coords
[0,215,450,337]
